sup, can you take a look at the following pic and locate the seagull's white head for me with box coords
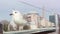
[10,10,20,15]
[10,10,22,17]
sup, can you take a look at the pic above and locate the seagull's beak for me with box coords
[10,13,13,16]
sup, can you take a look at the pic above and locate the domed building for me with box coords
[24,11,40,28]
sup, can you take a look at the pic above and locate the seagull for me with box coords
[10,10,27,30]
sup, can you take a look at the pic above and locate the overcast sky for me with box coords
[0,0,60,21]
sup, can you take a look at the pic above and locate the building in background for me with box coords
[49,14,60,34]
[24,11,40,28]
[49,15,55,23]
[49,14,60,26]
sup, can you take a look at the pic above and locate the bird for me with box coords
[10,10,27,30]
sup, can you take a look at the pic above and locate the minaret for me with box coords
[40,6,47,27]
[42,6,45,19]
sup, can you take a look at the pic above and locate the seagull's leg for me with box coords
[19,26,23,31]
[13,26,17,31]
[8,25,10,31]
[8,24,12,31]
[17,25,19,31]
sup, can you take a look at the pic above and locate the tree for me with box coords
[1,20,10,31]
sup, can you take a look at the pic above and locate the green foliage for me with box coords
[3,24,8,31]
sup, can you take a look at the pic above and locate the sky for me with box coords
[0,0,60,21]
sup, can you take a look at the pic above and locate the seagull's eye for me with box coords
[15,12,17,13]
